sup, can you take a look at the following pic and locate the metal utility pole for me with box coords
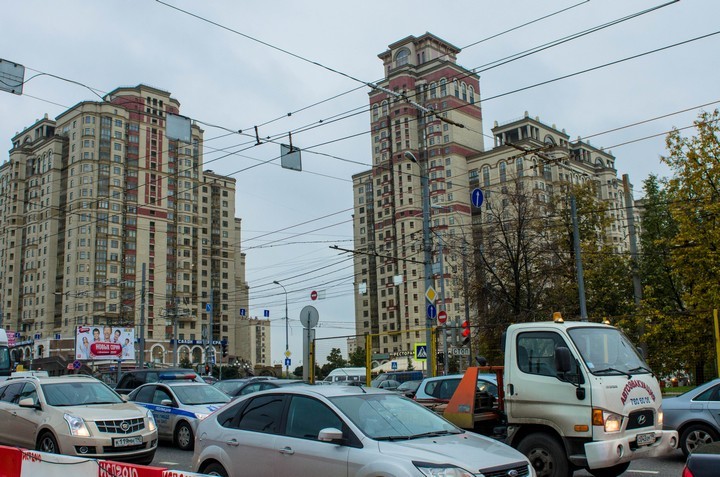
[622,175,642,305]
[438,237,448,375]
[207,288,214,372]
[139,264,146,368]
[273,280,289,378]
[462,241,471,369]
[570,196,588,321]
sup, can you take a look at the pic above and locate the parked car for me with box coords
[371,370,423,387]
[414,373,498,408]
[115,368,204,395]
[192,385,533,477]
[663,378,720,456]
[375,379,401,391]
[128,373,230,450]
[683,441,720,477]
[0,373,157,464]
[395,379,422,398]
[201,375,218,385]
[213,378,306,398]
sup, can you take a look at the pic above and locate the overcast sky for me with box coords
[2,0,718,366]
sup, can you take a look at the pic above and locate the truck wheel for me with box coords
[587,462,630,477]
[517,433,571,477]
[680,424,718,457]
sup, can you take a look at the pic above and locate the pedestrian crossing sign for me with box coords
[415,343,428,362]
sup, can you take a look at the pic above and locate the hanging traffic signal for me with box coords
[461,320,470,346]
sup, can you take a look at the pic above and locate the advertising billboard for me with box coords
[75,325,135,360]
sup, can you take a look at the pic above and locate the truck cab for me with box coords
[502,320,678,477]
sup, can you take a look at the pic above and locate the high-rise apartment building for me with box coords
[353,34,636,362]
[0,84,250,366]
[352,34,485,356]
[236,317,271,367]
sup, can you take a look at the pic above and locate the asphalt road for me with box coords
[153,443,688,476]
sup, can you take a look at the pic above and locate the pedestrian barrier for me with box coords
[0,445,210,477]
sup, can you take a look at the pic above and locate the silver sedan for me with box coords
[663,378,720,456]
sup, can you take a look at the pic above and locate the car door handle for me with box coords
[279,446,295,455]
[225,439,240,447]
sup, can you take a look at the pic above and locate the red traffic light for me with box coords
[462,327,470,337]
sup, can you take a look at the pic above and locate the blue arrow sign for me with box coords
[427,304,437,319]
[205,303,212,312]
[239,308,246,316]
[471,188,484,208]
[263,310,270,318]
[284,358,291,367]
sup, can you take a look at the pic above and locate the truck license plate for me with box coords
[636,432,654,446]
[113,436,143,447]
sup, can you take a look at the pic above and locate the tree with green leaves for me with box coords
[348,347,366,367]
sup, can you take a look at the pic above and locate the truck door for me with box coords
[505,331,589,434]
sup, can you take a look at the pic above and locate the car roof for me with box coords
[251,383,390,399]
[6,374,100,384]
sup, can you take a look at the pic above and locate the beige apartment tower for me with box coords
[0,85,250,368]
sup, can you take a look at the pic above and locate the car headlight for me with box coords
[195,412,209,420]
[64,413,90,437]
[146,410,157,432]
[604,413,622,433]
[414,462,474,477]
[657,406,663,426]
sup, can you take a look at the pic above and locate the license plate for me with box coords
[636,432,655,446]
[113,436,143,447]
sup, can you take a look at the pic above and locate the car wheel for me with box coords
[517,432,571,477]
[680,424,718,457]
[587,462,630,477]
[202,462,229,477]
[37,432,60,454]
[174,421,194,451]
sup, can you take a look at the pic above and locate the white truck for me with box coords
[0,329,12,380]
[443,318,678,477]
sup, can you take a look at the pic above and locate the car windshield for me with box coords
[172,385,230,405]
[214,381,245,395]
[568,326,648,376]
[42,381,123,406]
[397,381,420,391]
[331,393,460,440]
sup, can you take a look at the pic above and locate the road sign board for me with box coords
[427,304,437,319]
[73,360,81,370]
[263,310,270,317]
[55,333,61,340]
[425,286,437,304]
[391,361,398,370]
[239,308,246,316]
[66,363,74,370]
[299,305,319,328]
[310,290,318,301]
[205,303,212,312]
[284,358,292,367]
[414,343,428,362]
[284,350,292,358]
[438,310,448,324]
[471,188,484,208]
[451,347,470,356]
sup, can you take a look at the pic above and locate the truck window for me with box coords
[517,331,580,378]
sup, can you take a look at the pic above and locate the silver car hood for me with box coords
[60,402,147,420]
[376,431,528,471]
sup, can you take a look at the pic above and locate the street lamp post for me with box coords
[273,280,290,378]
[404,150,435,377]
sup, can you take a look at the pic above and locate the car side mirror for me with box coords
[555,347,572,373]
[318,427,343,443]
[160,399,176,407]
[18,398,40,410]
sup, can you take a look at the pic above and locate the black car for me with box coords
[213,378,305,398]
[115,368,203,395]
[683,441,720,477]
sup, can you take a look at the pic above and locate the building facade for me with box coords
[236,317,271,367]
[352,34,636,362]
[0,84,250,367]
[352,33,485,356]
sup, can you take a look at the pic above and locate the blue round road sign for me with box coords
[471,188,484,208]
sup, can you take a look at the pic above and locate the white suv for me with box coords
[0,374,158,464]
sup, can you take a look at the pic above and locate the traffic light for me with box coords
[461,320,470,346]
[221,342,228,357]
